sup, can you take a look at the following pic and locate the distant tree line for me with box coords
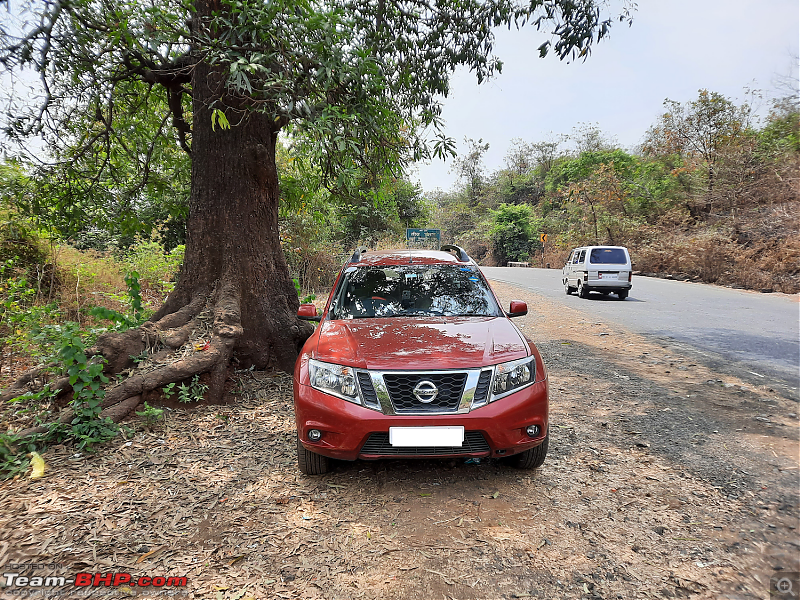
[428,89,799,293]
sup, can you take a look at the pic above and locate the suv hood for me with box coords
[312,317,529,370]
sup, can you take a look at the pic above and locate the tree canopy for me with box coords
[2,0,633,177]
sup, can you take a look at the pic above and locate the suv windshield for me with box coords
[589,248,627,264]
[330,264,502,319]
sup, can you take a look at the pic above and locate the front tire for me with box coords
[503,433,549,469]
[577,281,589,299]
[297,435,331,475]
[564,280,575,295]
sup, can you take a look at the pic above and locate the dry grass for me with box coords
[288,246,344,293]
[634,198,800,293]
[51,246,128,322]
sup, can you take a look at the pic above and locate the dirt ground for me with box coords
[1,281,798,600]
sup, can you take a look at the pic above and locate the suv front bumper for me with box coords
[294,377,549,461]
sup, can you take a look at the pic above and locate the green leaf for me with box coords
[211,108,230,132]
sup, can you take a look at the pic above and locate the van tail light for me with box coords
[628,272,632,282]
[583,272,588,282]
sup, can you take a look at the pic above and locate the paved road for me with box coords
[482,266,800,392]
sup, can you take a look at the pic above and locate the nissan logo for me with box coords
[412,380,439,403]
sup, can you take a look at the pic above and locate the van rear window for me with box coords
[589,248,627,264]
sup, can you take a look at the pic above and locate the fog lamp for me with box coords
[308,429,322,442]
[526,425,540,438]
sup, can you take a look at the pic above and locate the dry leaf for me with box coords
[136,546,165,563]
[29,452,45,479]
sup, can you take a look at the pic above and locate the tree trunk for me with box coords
[585,193,599,244]
[154,58,312,374]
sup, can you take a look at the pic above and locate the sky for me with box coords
[410,0,800,194]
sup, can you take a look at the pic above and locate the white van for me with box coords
[562,246,632,300]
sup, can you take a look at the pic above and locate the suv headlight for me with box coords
[308,359,361,404]
[491,356,535,401]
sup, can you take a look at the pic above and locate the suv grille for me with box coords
[383,372,468,414]
[360,431,490,456]
[473,370,492,406]
[357,372,380,409]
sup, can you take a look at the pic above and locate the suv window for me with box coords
[578,250,586,263]
[330,264,502,319]
[572,251,581,264]
[589,248,627,264]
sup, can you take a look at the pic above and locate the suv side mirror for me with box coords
[507,300,527,318]
[297,304,321,322]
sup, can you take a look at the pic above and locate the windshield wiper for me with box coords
[386,309,427,317]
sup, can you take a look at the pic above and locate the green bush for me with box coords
[1,258,62,370]
[0,213,48,280]
[120,232,184,297]
[489,203,540,264]
[72,227,115,251]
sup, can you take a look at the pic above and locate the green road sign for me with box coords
[406,228,441,246]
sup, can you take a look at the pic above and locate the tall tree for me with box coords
[643,90,751,199]
[531,135,566,175]
[570,122,616,154]
[504,138,535,177]
[0,0,632,416]
[452,137,491,205]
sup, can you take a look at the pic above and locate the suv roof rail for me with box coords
[441,244,470,262]
[349,246,369,263]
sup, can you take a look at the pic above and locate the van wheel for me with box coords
[564,281,575,295]
[577,281,589,299]
[503,434,549,469]
[297,435,331,475]
[618,290,628,300]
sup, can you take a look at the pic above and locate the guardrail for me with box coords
[507,261,530,268]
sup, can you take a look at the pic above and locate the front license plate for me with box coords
[389,426,465,447]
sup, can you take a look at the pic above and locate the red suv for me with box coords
[293,246,549,474]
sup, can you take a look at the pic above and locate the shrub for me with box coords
[284,245,342,292]
[0,213,48,280]
[489,203,540,264]
[120,232,184,304]
[53,246,127,322]
[72,227,116,252]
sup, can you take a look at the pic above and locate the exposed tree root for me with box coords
[0,363,57,404]
[102,394,143,423]
[4,283,282,442]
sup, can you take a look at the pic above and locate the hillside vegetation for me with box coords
[430,91,799,294]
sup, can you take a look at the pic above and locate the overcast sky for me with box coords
[411,0,799,194]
